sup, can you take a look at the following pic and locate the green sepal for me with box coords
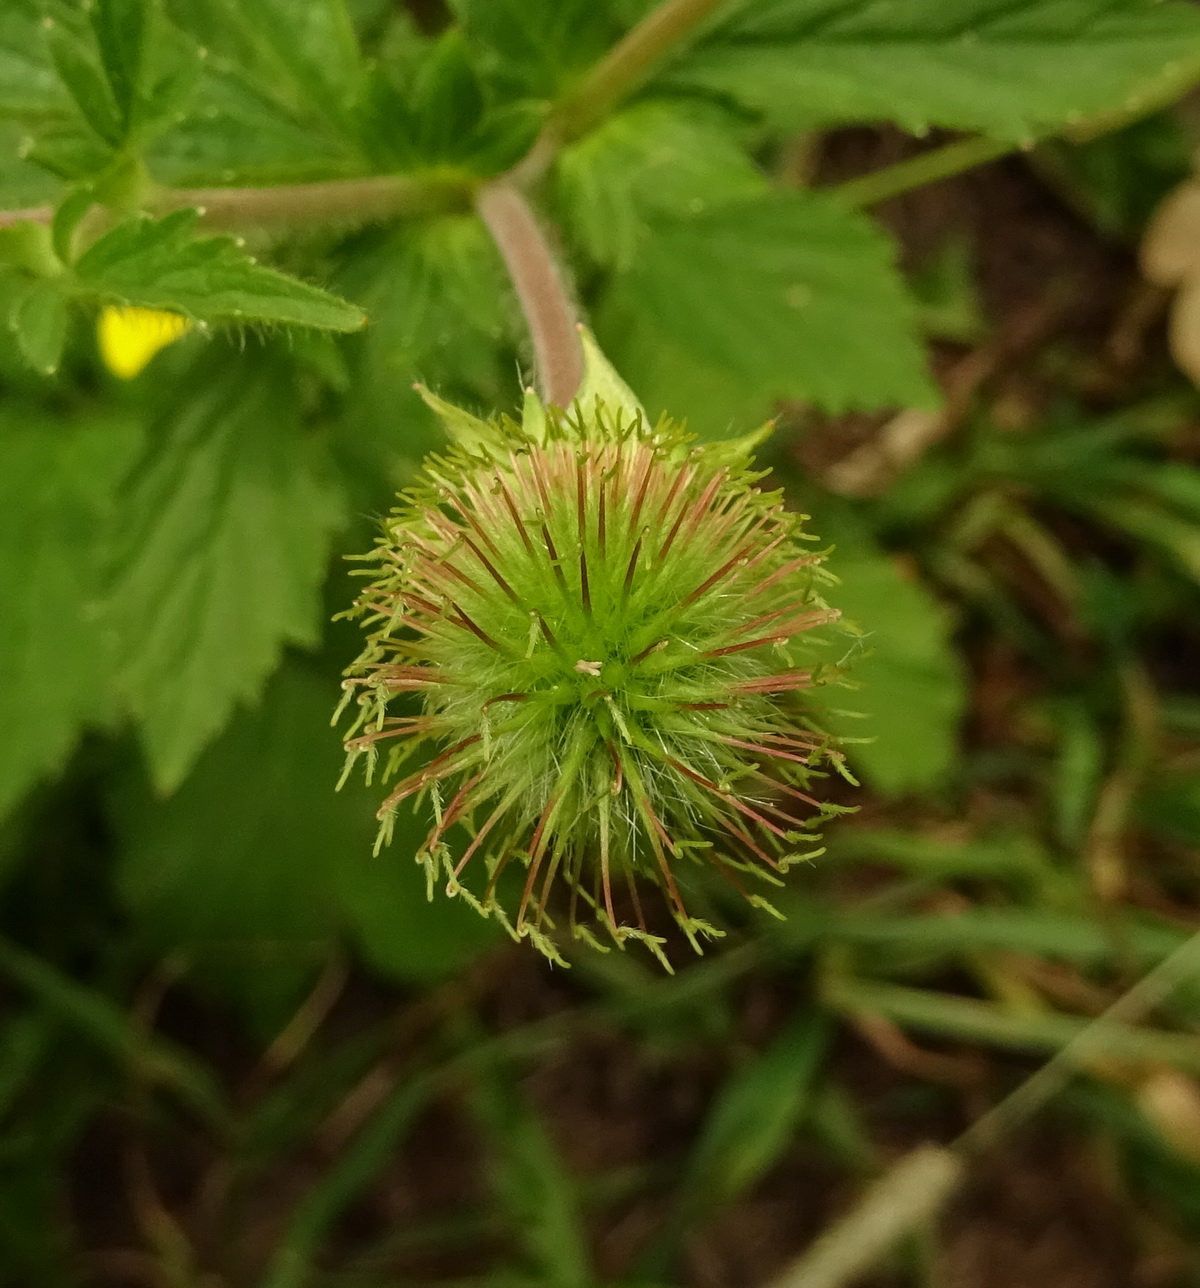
[414,382,498,454]
[573,325,643,427]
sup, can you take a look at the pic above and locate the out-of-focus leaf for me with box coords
[43,8,123,148]
[449,0,618,96]
[332,796,501,985]
[41,0,199,152]
[9,278,68,375]
[147,65,356,186]
[92,0,146,123]
[599,193,935,436]
[337,215,515,476]
[0,0,67,119]
[164,0,364,136]
[680,1009,827,1208]
[114,658,496,1018]
[74,209,367,331]
[410,29,485,161]
[0,124,63,208]
[1051,701,1104,850]
[104,357,343,790]
[1042,113,1193,239]
[1139,772,1200,847]
[0,410,141,818]
[806,503,967,795]
[829,976,1200,1070]
[556,100,765,270]
[113,660,351,1016]
[669,0,1200,141]
[470,1062,592,1288]
[357,32,540,174]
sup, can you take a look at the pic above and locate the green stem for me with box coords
[544,0,731,146]
[475,180,583,406]
[0,173,472,233]
[831,136,1016,209]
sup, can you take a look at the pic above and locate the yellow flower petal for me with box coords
[97,306,193,379]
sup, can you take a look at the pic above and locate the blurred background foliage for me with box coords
[6,0,1200,1284]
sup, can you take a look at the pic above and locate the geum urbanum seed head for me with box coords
[337,341,855,968]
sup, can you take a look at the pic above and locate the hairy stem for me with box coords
[161,173,471,229]
[0,174,472,233]
[476,182,583,406]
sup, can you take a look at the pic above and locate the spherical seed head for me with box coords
[338,374,853,966]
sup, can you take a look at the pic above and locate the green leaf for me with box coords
[74,209,367,331]
[337,215,515,467]
[0,410,142,817]
[680,1009,827,1207]
[147,64,356,186]
[113,660,348,1020]
[165,0,364,137]
[410,28,486,161]
[555,100,766,269]
[331,803,502,984]
[449,0,618,96]
[10,279,67,375]
[1139,772,1200,847]
[669,0,1200,141]
[809,503,967,796]
[104,357,344,790]
[469,1063,593,1288]
[114,657,497,1014]
[0,0,67,119]
[637,1010,828,1277]
[0,123,64,208]
[598,192,935,434]
[42,8,122,148]
[91,0,146,130]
